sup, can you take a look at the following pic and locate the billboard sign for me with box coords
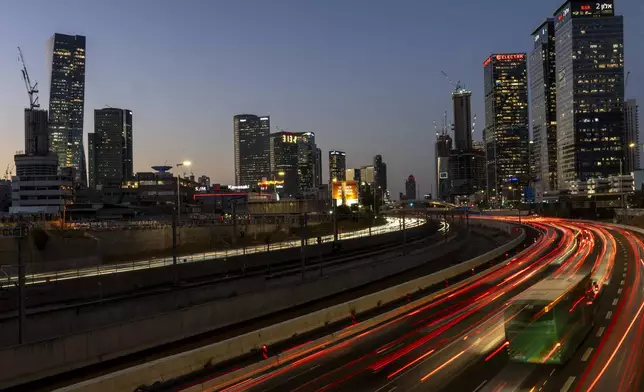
[332,181,359,206]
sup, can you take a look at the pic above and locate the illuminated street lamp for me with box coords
[171,160,191,266]
[176,161,192,221]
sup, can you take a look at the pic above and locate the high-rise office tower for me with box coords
[625,100,640,172]
[234,114,270,187]
[24,109,49,156]
[530,19,557,192]
[373,155,387,191]
[270,131,299,196]
[270,131,317,196]
[452,90,473,151]
[554,0,625,187]
[88,108,133,188]
[315,147,323,186]
[298,132,317,191]
[360,166,375,185]
[405,175,417,200]
[346,168,361,183]
[47,33,87,186]
[329,150,346,183]
[483,53,529,201]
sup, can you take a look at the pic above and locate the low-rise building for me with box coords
[10,154,74,214]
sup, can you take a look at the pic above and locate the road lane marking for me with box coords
[472,380,488,392]
[606,311,613,320]
[561,376,576,392]
[618,288,623,295]
[620,280,625,286]
[581,347,594,362]
[597,327,606,337]
[287,364,320,381]
[613,298,619,306]
[623,272,627,278]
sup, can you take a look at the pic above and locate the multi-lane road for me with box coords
[191,218,644,392]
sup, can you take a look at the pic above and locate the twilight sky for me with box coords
[0,0,642,197]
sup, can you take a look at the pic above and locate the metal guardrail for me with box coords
[0,217,424,288]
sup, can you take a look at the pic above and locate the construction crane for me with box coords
[17,47,40,109]
[3,165,14,181]
[441,70,463,92]
[472,113,477,134]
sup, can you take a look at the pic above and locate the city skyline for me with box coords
[0,0,642,197]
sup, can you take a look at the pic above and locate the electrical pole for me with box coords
[332,198,338,242]
[17,225,26,344]
[300,213,307,280]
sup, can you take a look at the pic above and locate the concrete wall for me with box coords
[0,224,432,313]
[0,227,451,347]
[0,226,471,388]
[0,232,101,274]
[55,220,527,392]
[90,223,284,261]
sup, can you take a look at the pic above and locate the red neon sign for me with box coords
[483,57,492,67]
[495,54,525,61]
[580,4,591,10]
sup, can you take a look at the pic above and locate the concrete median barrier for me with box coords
[54,219,526,392]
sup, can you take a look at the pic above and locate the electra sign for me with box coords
[495,54,525,61]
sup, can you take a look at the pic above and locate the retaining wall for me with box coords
[0,224,432,313]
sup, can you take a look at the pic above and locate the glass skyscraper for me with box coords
[483,54,529,202]
[233,114,270,187]
[89,108,134,188]
[554,0,625,187]
[270,131,317,196]
[530,19,557,193]
[47,33,87,186]
[329,150,346,183]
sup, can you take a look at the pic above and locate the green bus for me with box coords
[504,273,597,364]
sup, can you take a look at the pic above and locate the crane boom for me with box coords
[440,70,462,92]
[17,47,40,109]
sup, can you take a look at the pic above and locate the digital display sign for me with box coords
[572,2,614,17]
[556,1,614,29]
[332,181,359,206]
[282,134,299,144]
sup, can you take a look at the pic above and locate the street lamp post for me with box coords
[175,161,191,223]
[172,160,191,265]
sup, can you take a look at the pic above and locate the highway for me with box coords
[176,218,644,392]
[0,216,424,288]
